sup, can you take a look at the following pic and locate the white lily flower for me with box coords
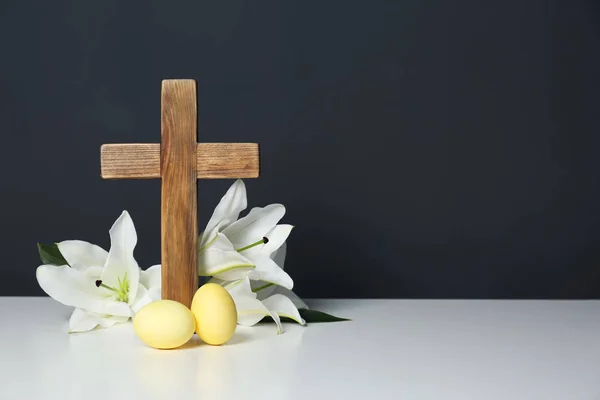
[198,180,294,289]
[254,243,308,310]
[36,211,161,333]
[212,242,307,333]
[224,276,305,335]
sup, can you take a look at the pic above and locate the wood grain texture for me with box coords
[197,143,259,178]
[160,79,198,307]
[100,144,160,179]
[101,143,259,179]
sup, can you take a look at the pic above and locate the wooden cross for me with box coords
[100,79,260,307]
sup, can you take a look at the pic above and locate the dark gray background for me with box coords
[2,0,599,298]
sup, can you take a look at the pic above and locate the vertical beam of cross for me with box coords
[160,80,198,306]
[100,79,260,308]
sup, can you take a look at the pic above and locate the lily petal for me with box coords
[257,286,308,309]
[271,242,287,269]
[201,180,247,247]
[242,224,293,260]
[140,265,161,301]
[263,294,306,325]
[84,266,104,279]
[222,204,286,248]
[264,243,305,304]
[198,233,255,280]
[36,265,132,317]
[101,211,140,304]
[247,254,294,290]
[207,276,227,286]
[199,219,229,252]
[57,240,108,271]
[226,278,283,334]
[250,242,293,296]
[262,224,294,256]
[69,308,129,333]
[131,283,153,313]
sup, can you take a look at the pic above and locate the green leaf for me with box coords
[37,243,69,266]
[261,308,351,324]
[298,308,351,323]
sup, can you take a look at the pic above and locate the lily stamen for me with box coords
[236,237,269,253]
[95,279,118,293]
[95,273,129,302]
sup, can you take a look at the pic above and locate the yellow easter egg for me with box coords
[133,300,195,349]
[191,283,237,346]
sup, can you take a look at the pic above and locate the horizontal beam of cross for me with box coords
[100,143,259,179]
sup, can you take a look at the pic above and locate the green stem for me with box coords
[252,283,274,293]
[100,283,118,293]
[236,238,266,253]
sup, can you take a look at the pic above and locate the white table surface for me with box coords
[1,298,599,400]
